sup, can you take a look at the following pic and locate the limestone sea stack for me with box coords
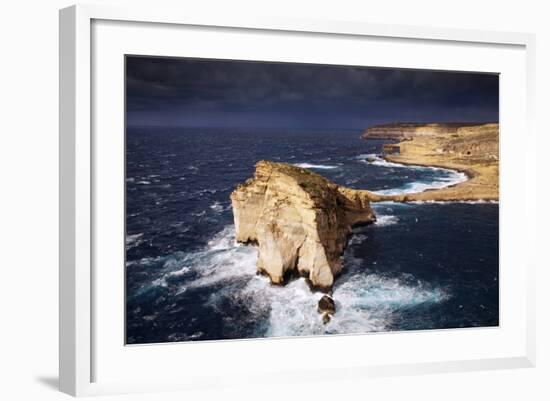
[230,161,376,290]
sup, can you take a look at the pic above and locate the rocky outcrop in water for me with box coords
[318,294,336,323]
[230,161,376,290]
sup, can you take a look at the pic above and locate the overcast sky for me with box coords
[126,56,499,129]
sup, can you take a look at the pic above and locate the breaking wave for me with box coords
[372,173,467,195]
[142,226,448,339]
[293,163,339,170]
[375,215,399,226]
[356,153,409,168]
[209,201,231,213]
[357,154,468,195]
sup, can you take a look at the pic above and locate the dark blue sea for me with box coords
[125,127,499,344]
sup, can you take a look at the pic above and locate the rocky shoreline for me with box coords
[230,122,499,321]
[362,122,499,202]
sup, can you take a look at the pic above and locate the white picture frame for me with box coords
[59,4,536,397]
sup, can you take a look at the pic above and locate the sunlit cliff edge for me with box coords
[362,122,499,202]
[230,160,376,291]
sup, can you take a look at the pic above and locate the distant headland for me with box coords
[362,122,499,202]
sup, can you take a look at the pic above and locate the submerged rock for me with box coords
[230,161,376,290]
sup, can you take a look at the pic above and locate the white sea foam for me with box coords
[126,233,143,245]
[356,154,408,168]
[127,255,162,268]
[206,225,239,250]
[126,233,146,250]
[193,188,220,197]
[146,225,448,338]
[152,266,192,287]
[326,273,448,334]
[210,202,224,213]
[357,154,439,170]
[375,215,399,227]
[293,163,339,170]
[372,170,468,196]
[209,201,230,213]
[167,331,204,341]
[144,227,256,292]
[357,153,469,195]
[244,265,448,337]
[349,234,368,245]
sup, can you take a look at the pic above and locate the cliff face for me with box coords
[390,123,499,162]
[230,161,376,290]
[362,122,493,140]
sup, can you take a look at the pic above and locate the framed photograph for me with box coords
[59,4,536,396]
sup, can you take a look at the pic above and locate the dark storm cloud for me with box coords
[126,56,498,129]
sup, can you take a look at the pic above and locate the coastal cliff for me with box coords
[361,122,490,140]
[364,122,499,201]
[230,160,376,290]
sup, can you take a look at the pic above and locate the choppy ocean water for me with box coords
[125,127,499,344]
